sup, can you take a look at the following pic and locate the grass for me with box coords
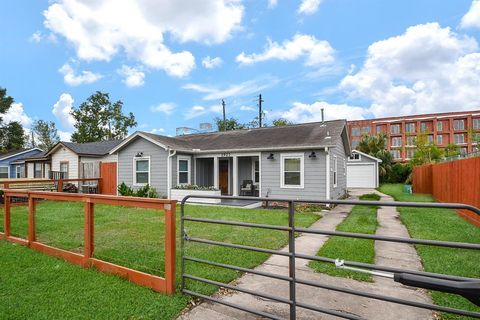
[0,201,319,319]
[378,184,480,320]
[309,194,378,282]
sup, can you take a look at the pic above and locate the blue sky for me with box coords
[1,0,480,140]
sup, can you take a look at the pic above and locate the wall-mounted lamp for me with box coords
[309,151,317,158]
[267,153,274,160]
[135,152,144,158]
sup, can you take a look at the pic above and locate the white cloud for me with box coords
[185,105,222,119]
[52,93,76,129]
[240,105,256,111]
[276,101,368,123]
[267,0,278,8]
[117,65,145,87]
[236,34,334,66]
[43,0,244,77]
[150,128,165,134]
[150,102,176,115]
[58,130,72,141]
[3,103,33,127]
[340,23,480,118]
[461,0,480,29]
[59,62,102,86]
[29,31,43,43]
[298,0,322,15]
[183,76,280,100]
[202,56,223,69]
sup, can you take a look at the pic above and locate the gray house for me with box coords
[110,120,351,201]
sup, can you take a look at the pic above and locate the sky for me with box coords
[1,0,480,140]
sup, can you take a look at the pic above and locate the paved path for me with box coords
[179,190,434,320]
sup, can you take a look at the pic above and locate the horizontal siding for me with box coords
[330,137,348,199]
[51,147,78,179]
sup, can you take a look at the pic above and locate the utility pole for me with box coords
[222,99,226,131]
[258,94,264,128]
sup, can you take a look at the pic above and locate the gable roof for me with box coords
[351,150,383,163]
[0,148,43,161]
[111,120,350,154]
[47,140,123,157]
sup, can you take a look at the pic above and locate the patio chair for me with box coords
[240,180,254,196]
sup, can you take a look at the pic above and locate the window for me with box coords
[134,157,150,185]
[351,139,360,149]
[391,137,402,147]
[0,166,8,179]
[460,147,468,156]
[453,119,465,131]
[60,162,69,173]
[437,121,443,132]
[390,149,401,160]
[361,126,371,134]
[420,122,429,133]
[427,135,434,144]
[473,133,480,144]
[405,123,416,133]
[281,154,304,188]
[253,160,260,184]
[349,153,361,161]
[406,136,415,146]
[390,124,401,134]
[16,165,23,178]
[473,118,480,130]
[351,127,361,136]
[333,156,338,187]
[177,157,190,185]
[406,148,415,159]
[376,125,383,133]
[437,135,443,145]
[454,134,465,144]
[34,163,42,178]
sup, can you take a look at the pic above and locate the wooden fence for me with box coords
[412,157,480,226]
[0,190,177,294]
[100,162,117,195]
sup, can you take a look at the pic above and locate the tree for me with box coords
[444,143,460,158]
[411,132,443,165]
[0,87,13,117]
[1,122,25,150]
[356,133,393,182]
[272,118,293,126]
[33,120,60,151]
[71,91,136,143]
[215,117,245,131]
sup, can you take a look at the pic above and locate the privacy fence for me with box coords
[412,156,480,226]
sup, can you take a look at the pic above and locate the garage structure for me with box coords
[347,150,382,188]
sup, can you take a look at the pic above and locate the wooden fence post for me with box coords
[164,201,176,294]
[4,194,10,237]
[28,197,36,244]
[84,201,94,262]
[57,180,63,192]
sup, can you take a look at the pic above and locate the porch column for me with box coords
[213,156,219,189]
[233,156,239,196]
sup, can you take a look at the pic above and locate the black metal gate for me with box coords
[180,195,480,319]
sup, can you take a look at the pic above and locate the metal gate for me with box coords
[180,195,480,319]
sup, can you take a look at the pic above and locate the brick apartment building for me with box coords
[347,110,480,162]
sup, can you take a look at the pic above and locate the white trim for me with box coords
[348,153,361,161]
[258,152,262,197]
[213,156,219,189]
[167,150,176,199]
[333,155,338,188]
[133,156,151,186]
[233,156,238,196]
[325,147,330,200]
[177,155,191,185]
[251,158,260,184]
[280,153,304,189]
[0,148,43,161]
[0,165,10,179]
[15,165,22,178]
[350,150,382,163]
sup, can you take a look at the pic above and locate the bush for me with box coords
[117,182,135,196]
[386,163,412,184]
[173,184,218,191]
[117,182,158,198]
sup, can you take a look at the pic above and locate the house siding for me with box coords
[348,152,377,165]
[51,147,79,179]
[117,137,169,196]
[329,137,348,200]
[260,150,327,200]
[0,149,43,179]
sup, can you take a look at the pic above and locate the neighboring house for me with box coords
[17,151,52,179]
[0,148,43,179]
[346,150,382,189]
[45,140,122,180]
[110,120,351,201]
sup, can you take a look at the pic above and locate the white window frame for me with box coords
[473,118,480,130]
[0,166,9,179]
[349,153,361,161]
[34,162,43,179]
[405,123,416,133]
[390,149,401,160]
[406,148,415,160]
[436,135,443,145]
[437,121,443,132]
[333,156,338,188]
[390,124,401,134]
[391,137,402,147]
[16,165,22,178]
[133,156,151,186]
[251,159,260,184]
[280,153,304,189]
[453,119,465,131]
[454,133,465,145]
[406,136,415,146]
[177,156,191,185]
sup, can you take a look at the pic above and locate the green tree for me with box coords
[444,143,460,158]
[0,87,14,117]
[32,120,60,151]
[71,91,136,143]
[215,117,245,131]
[411,132,443,165]
[356,133,393,182]
[272,118,293,126]
[1,121,25,150]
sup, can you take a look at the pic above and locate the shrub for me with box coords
[387,163,412,184]
[117,182,158,198]
[118,182,135,196]
[173,184,219,191]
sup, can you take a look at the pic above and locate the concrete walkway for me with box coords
[179,190,434,320]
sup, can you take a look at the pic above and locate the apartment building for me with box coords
[347,110,480,162]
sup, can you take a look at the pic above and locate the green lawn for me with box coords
[309,193,379,282]
[378,184,480,320]
[0,201,319,320]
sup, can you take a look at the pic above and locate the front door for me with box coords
[219,159,229,195]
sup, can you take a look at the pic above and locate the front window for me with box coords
[333,156,338,187]
[437,121,443,132]
[177,157,190,185]
[351,127,361,136]
[473,118,480,130]
[281,154,303,188]
[453,119,465,131]
[454,134,465,144]
[405,123,416,133]
[253,160,260,184]
[134,157,150,185]
[0,166,8,179]
[390,124,401,134]
[392,137,402,147]
[34,163,42,178]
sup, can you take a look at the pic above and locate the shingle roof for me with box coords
[0,148,43,161]
[16,151,48,161]
[130,119,348,153]
[51,140,124,157]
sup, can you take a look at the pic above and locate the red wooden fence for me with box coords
[413,157,480,226]
[0,190,177,294]
[100,162,117,195]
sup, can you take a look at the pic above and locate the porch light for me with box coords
[267,153,274,160]
[309,151,316,158]
[135,152,144,158]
